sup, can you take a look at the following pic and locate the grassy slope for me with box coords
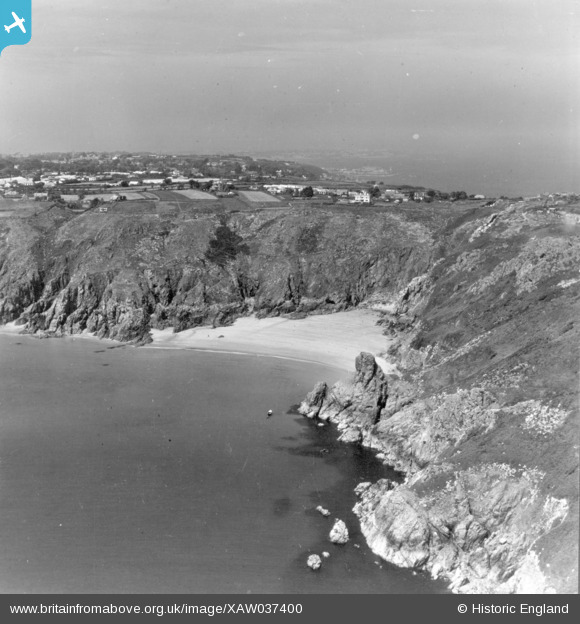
[298,195,578,593]
[374,197,579,592]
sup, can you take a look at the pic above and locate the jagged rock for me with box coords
[306,554,322,570]
[1,192,577,594]
[354,482,372,497]
[355,486,431,568]
[353,464,571,593]
[300,199,579,594]
[350,353,389,426]
[299,353,388,442]
[316,505,330,517]
[338,428,362,444]
[329,519,349,545]
[298,382,328,419]
[0,208,434,342]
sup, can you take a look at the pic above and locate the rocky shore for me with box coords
[0,203,434,343]
[299,196,579,593]
[1,195,578,593]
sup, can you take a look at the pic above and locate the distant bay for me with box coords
[0,333,446,593]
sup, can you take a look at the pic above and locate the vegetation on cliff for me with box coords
[299,196,579,594]
[0,201,437,341]
[1,194,577,594]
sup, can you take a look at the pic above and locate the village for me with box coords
[0,152,486,211]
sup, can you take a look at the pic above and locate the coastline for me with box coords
[146,310,394,374]
[0,309,394,375]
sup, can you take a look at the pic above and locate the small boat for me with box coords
[267,409,273,417]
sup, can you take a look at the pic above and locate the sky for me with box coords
[0,0,578,195]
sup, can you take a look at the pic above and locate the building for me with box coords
[351,190,371,204]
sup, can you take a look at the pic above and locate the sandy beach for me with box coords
[0,309,394,374]
[148,309,393,373]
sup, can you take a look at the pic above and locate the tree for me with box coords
[205,218,250,267]
[163,177,172,186]
[120,180,129,187]
[189,179,200,189]
[301,186,314,198]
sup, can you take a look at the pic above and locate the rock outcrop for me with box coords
[299,352,388,443]
[329,519,350,545]
[2,195,578,594]
[307,554,322,571]
[0,203,435,342]
[300,196,580,594]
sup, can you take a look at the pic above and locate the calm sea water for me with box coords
[0,333,447,594]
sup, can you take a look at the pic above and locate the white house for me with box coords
[351,190,371,204]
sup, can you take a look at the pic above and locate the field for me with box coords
[150,189,216,202]
[84,193,120,202]
[171,189,218,200]
[119,192,158,201]
[0,199,45,218]
[238,190,280,203]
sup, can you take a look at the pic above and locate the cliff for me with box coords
[2,195,578,593]
[299,196,579,593]
[0,202,437,342]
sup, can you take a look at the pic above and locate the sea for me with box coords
[0,333,447,594]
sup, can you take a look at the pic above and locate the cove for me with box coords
[0,333,447,593]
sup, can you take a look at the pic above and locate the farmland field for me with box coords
[172,189,218,200]
[151,189,216,202]
[238,191,280,203]
[119,192,157,201]
[84,194,119,202]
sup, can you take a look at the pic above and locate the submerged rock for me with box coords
[329,519,349,545]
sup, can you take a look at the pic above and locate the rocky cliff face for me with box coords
[2,196,578,593]
[299,196,579,594]
[0,203,436,342]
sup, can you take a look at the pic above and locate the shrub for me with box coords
[205,218,250,266]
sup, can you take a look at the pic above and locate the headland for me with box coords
[0,189,577,595]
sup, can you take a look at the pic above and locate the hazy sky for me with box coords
[0,0,578,195]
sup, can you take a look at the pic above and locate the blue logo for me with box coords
[0,0,31,56]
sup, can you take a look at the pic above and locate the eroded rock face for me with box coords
[299,382,328,419]
[300,197,580,594]
[363,387,498,474]
[353,464,568,594]
[0,206,434,342]
[298,352,388,443]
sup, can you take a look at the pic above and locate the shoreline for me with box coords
[146,310,394,374]
[0,309,394,374]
